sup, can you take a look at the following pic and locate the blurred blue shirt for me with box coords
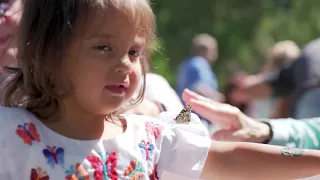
[176,56,218,127]
[176,56,218,97]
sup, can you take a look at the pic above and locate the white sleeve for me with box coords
[156,111,211,179]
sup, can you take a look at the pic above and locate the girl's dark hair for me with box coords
[2,0,156,120]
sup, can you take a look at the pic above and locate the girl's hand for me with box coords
[182,89,271,143]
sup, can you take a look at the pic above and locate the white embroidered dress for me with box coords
[0,107,210,180]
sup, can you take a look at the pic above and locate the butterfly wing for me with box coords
[138,143,146,160]
[124,160,137,176]
[65,174,79,180]
[56,147,65,167]
[16,128,33,145]
[75,163,90,180]
[152,124,164,139]
[43,149,55,168]
[28,123,40,142]
[145,122,153,135]
[30,168,38,180]
[87,155,104,180]
[105,152,118,180]
[149,164,159,180]
[175,105,192,124]
[148,144,154,152]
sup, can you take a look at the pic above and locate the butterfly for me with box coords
[16,122,41,146]
[149,164,159,180]
[65,163,90,180]
[124,160,144,180]
[174,105,192,124]
[145,122,164,140]
[138,140,154,161]
[87,152,118,180]
[30,167,50,180]
[43,146,64,168]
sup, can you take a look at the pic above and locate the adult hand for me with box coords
[182,89,272,143]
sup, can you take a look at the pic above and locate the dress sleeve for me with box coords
[155,111,211,179]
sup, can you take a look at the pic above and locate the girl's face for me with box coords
[63,6,145,114]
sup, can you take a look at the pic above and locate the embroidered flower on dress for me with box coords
[16,122,40,146]
[138,140,154,161]
[30,167,49,180]
[124,160,144,180]
[145,122,163,140]
[87,152,118,180]
[43,146,64,168]
[65,163,90,180]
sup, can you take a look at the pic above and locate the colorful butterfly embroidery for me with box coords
[30,167,50,180]
[65,163,90,180]
[138,140,154,161]
[43,146,64,168]
[174,105,192,124]
[87,152,118,180]
[124,160,144,180]
[145,122,164,140]
[16,122,40,146]
[149,164,159,180]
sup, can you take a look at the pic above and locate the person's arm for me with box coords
[182,88,320,150]
[239,74,273,98]
[189,62,224,102]
[265,118,320,149]
[239,60,297,99]
[193,83,225,102]
[201,141,320,180]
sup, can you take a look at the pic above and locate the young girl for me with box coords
[0,0,319,180]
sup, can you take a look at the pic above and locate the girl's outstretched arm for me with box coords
[201,140,320,180]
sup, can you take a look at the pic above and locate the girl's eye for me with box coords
[128,49,141,57]
[94,45,112,52]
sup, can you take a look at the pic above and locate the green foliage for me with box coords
[150,0,320,90]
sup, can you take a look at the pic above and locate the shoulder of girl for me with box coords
[0,107,31,126]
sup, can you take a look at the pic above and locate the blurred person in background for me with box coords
[0,0,20,88]
[143,58,183,112]
[236,38,320,119]
[176,33,223,127]
[250,40,300,119]
[224,71,254,116]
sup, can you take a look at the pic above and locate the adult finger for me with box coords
[182,89,212,104]
[188,99,236,129]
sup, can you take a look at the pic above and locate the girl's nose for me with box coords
[114,55,133,75]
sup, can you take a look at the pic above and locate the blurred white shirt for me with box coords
[144,73,183,112]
